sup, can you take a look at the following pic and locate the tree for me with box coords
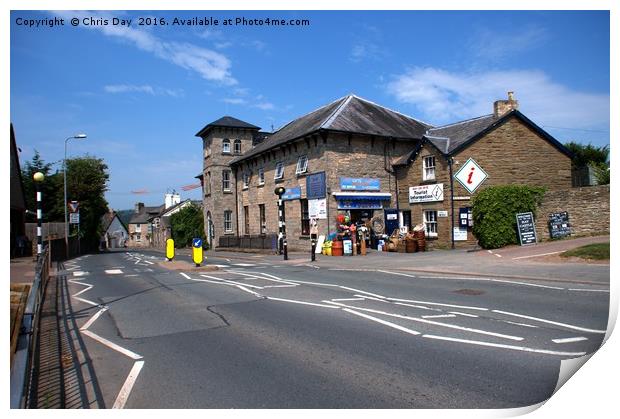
[52,155,110,250]
[21,150,61,222]
[564,141,610,185]
[169,203,204,248]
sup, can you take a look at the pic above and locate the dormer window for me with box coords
[296,155,308,175]
[222,139,231,154]
[234,139,242,154]
[274,161,284,180]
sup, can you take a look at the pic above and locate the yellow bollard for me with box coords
[166,239,175,261]
[192,238,204,267]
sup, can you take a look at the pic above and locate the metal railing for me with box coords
[10,245,51,409]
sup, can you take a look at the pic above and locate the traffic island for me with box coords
[157,260,220,272]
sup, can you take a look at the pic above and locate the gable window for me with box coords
[222,170,231,192]
[234,139,242,154]
[424,210,438,238]
[242,172,250,189]
[423,156,436,181]
[222,139,231,154]
[296,155,308,175]
[258,167,265,185]
[224,210,233,233]
[300,199,310,236]
[274,161,284,180]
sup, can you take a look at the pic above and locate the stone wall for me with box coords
[535,185,610,240]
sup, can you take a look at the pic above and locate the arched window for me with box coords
[222,138,231,154]
[234,139,242,154]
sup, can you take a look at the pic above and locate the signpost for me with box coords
[281,186,301,201]
[192,237,203,266]
[516,212,537,246]
[306,172,326,199]
[409,184,444,203]
[454,158,488,194]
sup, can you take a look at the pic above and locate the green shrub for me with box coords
[472,185,546,249]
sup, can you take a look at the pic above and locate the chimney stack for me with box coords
[135,202,144,214]
[493,91,519,117]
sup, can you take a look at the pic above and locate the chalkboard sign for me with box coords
[516,212,537,246]
[548,211,571,239]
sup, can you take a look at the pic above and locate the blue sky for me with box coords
[10,10,610,210]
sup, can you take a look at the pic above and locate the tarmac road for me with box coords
[57,249,609,408]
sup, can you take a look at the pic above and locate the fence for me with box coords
[10,245,51,408]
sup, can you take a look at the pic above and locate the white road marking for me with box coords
[492,310,606,334]
[339,286,386,299]
[212,264,230,268]
[232,263,256,267]
[448,311,479,318]
[124,274,139,277]
[231,271,298,286]
[501,320,539,329]
[143,260,154,265]
[353,294,387,302]
[332,298,366,302]
[512,251,562,260]
[422,314,457,319]
[74,296,101,307]
[180,272,191,280]
[388,297,489,312]
[112,360,145,409]
[552,337,588,344]
[568,288,610,293]
[342,308,421,336]
[81,330,143,360]
[81,307,109,331]
[422,334,587,357]
[105,269,124,275]
[199,274,263,289]
[73,271,88,277]
[394,302,435,311]
[378,270,417,278]
[69,280,93,297]
[268,297,339,308]
[326,301,523,341]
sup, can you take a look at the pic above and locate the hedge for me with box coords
[471,185,546,249]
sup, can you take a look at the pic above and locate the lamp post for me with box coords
[33,172,45,261]
[64,134,87,258]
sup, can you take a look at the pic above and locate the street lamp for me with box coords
[64,134,87,258]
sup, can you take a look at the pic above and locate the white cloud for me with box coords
[104,84,183,97]
[386,67,610,134]
[52,11,236,86]
[253,102,275,111]
[222,98,248,105]
[468,26,548,62]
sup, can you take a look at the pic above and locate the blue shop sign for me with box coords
[306,172,326,199]
[340,177,380,191]
[281,186,301,201]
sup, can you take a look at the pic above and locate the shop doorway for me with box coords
[349,209,374,224]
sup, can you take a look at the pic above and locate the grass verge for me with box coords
[560,242,610,260]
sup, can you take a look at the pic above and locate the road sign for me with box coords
[69,212,80,224]
[454,158,488,194]
[192,237,204,266]
[68,201,79,213]
[192,238,203,248]
[516,212,537,246]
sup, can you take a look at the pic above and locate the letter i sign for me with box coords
[454,158,488,193]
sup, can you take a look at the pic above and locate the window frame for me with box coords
[274,161,284,180]
[258,167,265,185]
[295,155,309,175]
[423,210,438,238]
[234,139,242,154]
[423,155,436,181]
[242,172,250,189]
[300,199,310,236]
[259,204,266,235]
[222,138,231,154]
[222,169,231,192]
[224,210,233,233]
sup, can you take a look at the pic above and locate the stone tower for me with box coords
[195,116,260,247]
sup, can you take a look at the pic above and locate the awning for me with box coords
[332,192,392,200]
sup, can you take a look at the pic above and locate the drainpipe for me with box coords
[448,156,455,250]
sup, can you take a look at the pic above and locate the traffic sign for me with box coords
[454,158,488,194]
[192,238,203,248]
[69,212,80,224]
[68,201,79,213]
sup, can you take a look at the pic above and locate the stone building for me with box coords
[196,92,575,251]
[393,93,573,248]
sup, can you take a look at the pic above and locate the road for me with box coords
[57,249,609,408]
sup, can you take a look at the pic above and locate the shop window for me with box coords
[258,167,265,185]
[244,206,250,235]
[301,199,310,236]
[224,210,233,233]
[424,210,438,238]
[259,204,266,234]
[222,170,231,192]
[296,155,308,174]
[234,139,242,154]
[222,139,231,154]
[242,172,250,189]
[423,156,436,181]
[274,161,284,179]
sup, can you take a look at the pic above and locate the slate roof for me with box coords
[393,109,572,166]
[229,94,432,165]
[195,116,260,138]
[128,205,165,224]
